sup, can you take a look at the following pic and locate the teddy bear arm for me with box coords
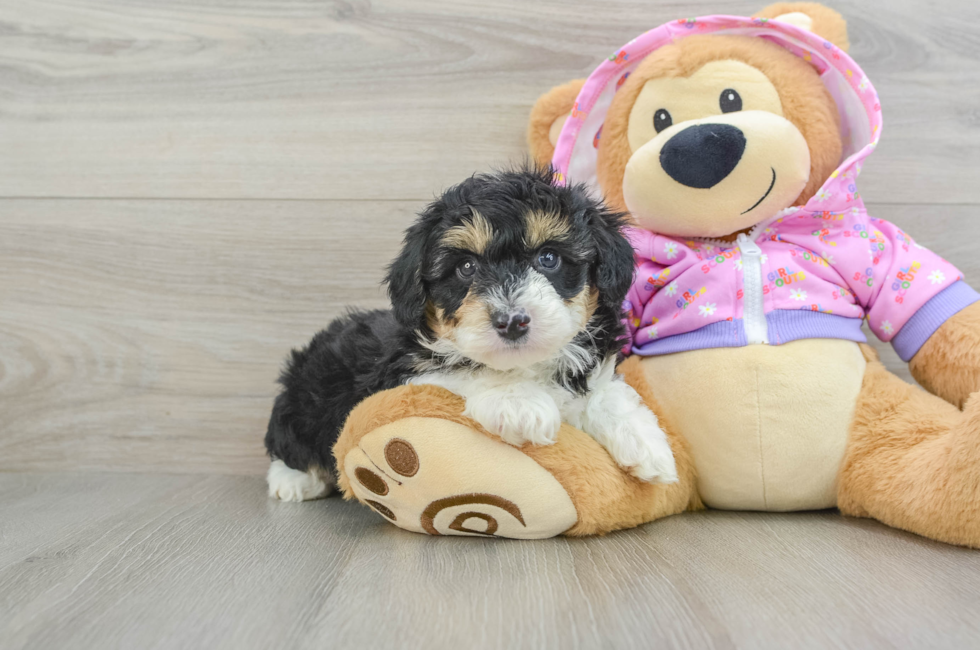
[909,301,980,409]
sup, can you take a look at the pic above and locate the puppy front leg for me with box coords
[463,381,563,447]
[576,359,679,484]
[411,373,562,447]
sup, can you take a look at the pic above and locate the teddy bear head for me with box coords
[529,3,852,239]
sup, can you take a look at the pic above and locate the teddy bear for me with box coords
[331,2,980,547]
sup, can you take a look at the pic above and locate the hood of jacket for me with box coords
[551,14,882,219]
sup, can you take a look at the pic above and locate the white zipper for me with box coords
[692,210,799,345]
[737,232,769,345]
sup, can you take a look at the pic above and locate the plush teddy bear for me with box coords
[332,3,980,547]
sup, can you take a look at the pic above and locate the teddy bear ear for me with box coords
[527,79,585,167]
[754,2,850,52]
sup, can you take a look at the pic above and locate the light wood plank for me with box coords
[0,472,978,650]
[1,200,976,474]
[1,0,979,202]
[2,2,978,645]
[0,198,416,474]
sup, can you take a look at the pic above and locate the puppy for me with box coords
[265,167,678,502]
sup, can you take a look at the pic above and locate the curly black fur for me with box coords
[265,166,635,480]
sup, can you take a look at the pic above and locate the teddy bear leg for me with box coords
[837,345,980,548]
[333,367,700,538]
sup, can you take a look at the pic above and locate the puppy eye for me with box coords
[456,259,477,279]
[537,249,561,270]
[653,109,673,133]
[720,88,742,113]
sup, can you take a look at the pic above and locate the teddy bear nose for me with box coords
[660,123,746,189]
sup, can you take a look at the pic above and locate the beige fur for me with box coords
[910,301,980,409]
[344,416,578,538]
[425,303,452,339]
[622,110,811,237]
[523,210,572,249]
[640,340,865,511]
[754,2,850,51]
[440,210,495,254]
[625,60,786,151]
[527,79,585,167]
[839,346,980,548]
[596,35,842,217]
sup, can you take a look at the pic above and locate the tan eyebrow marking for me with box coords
[524,210,572,249]
[440,210,495,254]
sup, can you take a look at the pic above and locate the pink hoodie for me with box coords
[552,14,977,361]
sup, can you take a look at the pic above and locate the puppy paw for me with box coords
[626,432,679,484]
[464,392,562,447]
[267,459,334,502]
[580,377,679,484]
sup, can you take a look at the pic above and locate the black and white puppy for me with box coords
[265,167,677,501]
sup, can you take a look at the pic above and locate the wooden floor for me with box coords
[1,472,979,650]
[2,0,980,648]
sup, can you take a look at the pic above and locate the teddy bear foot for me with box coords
[340,416,578,538]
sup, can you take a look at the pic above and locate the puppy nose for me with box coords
[660,123,746,189]
[492,310,531,341]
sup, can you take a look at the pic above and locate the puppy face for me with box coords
[387,168,634,372]
[426,209,596,370]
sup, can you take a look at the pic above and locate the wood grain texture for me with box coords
[2,0,980,474]
[2,2,979,645]
[0,0,979,202]
[0,198,417,474]
[1,200,977,474]
[0,472,978,650]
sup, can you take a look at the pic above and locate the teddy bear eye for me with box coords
[720,88,742,113]
[653,109,673,133]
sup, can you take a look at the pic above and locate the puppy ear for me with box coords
[385,221,430,331]
[527,79,586,168]
[582,194,635,308]
[755,2,849,51]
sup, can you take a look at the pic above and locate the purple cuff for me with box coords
[632,318,748,356]
[892,281,980,362]
[767,310,866,346]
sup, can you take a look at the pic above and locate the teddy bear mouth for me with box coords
[740,167,777,215]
